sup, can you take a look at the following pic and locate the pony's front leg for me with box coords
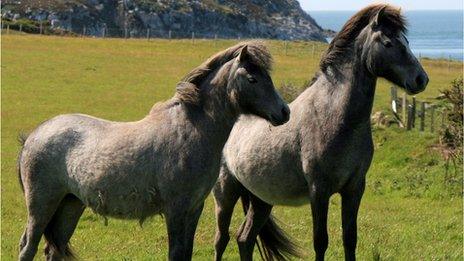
[340,180,365,261]
[184,203,204,260]
[165,201,203,261]
[166,205,188,261]
[309,184,330,261]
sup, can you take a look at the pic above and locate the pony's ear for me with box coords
[238,45,249,62]
[371,6,387,28]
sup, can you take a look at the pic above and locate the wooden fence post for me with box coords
[124,26,128,38]
[191,31,195,44]
[391,86,398,113]
[6,24,10,34]
[39,22,43,34]
[168,30,171,39]
[430,105,435,133]
[419,102,425,131]
[407,105,414,130]
[102,26,106,38]
[402,92,407,124]
[411,96,416,128]
[146,28,150,40]
[19,24,22,32]
[83,26,86,37]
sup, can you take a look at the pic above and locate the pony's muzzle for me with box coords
[270,105,290,126]
[406,71,429,94]
[415,73,429,90]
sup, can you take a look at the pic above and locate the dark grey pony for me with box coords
[17,41,290,261]
[213,5,428,261]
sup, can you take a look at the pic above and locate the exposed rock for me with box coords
[1,0,327,41]
[322,28,337,38]
[371,111,397,127]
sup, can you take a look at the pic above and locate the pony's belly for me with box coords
[251,187,309,206]
[75,181,163,220]
[235,172,309,206]
[89,199,162,221]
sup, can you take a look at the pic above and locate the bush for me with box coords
[437,77,463,179]
[1,18,77,36]
[439,78,463,157]
[2,18,41,34]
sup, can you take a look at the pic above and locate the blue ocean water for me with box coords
[309,10,463,60]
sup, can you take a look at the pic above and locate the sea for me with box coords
[309,10,463,61]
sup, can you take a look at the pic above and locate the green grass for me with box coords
[2,35,462,260]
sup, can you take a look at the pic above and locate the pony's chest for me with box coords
[311,131,373,191]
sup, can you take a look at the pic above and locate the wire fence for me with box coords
[390,86,449,133]
[0,20,304,41]
[1,21,333,60]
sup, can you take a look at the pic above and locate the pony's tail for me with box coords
[256,214,304,260]
[17,133,28,192]
[240,193,303,261]
[44,222,77,260]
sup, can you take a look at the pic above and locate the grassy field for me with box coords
[1,34,462,260]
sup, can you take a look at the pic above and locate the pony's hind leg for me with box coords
[44,194,85,261]
[19,191,65,261]
[213,165,243,261]
[236,194,272,261]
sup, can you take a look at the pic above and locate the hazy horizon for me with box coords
[307,8,463,12]
[299,0,463,11]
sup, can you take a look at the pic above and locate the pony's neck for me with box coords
[322,45,377,126]
[199,61,239,133]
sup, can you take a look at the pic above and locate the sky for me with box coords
[299,0,463,11]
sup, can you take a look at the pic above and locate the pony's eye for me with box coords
[248,77,257,84]
[384,40,392,48]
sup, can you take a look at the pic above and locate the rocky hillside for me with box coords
[1,0,326,41]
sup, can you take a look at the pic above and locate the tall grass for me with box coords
[1,35,462,260]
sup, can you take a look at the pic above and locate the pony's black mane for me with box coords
[319,4,407,72]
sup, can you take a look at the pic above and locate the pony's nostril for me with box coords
[281,106,290,120]
[415,74,426,87]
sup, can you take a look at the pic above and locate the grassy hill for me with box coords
[1,34,462,260]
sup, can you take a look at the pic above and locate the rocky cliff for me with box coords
[1,0,326,41]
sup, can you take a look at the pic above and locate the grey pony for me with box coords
[214,5,429,261]
[17,41,290,261]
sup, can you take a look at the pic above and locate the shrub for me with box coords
[437,77,463,181]
[1,18,77,36]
